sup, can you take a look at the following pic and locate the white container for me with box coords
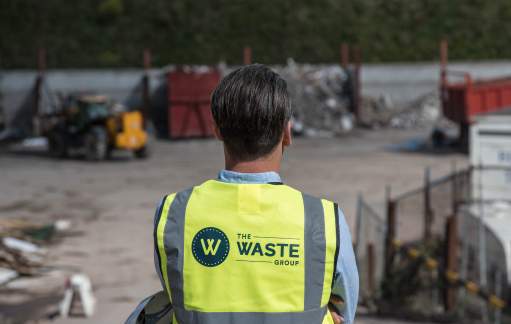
[470,110,511,201]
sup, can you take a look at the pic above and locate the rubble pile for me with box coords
[389,91,444,128]
[358,93,395,129]
[360,91,456,130]
[276,62,354,137]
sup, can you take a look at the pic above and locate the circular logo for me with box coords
[192,227,230,267]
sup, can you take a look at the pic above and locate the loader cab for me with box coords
[65,94,110,130]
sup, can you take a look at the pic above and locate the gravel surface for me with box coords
[0,129,468,323]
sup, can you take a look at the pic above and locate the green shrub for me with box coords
[98,0,123,20]
[1,0,511,68]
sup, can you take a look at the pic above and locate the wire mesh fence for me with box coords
[355,194,387,302]
[394,168,470,246]
[356,164,511,322]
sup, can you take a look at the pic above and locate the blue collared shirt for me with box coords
[154,170,358,324]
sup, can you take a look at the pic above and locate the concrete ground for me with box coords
[0,129,468,323]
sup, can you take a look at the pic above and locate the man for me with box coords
[129,64,358,324]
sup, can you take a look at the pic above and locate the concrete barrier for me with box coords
[0,69,169,137]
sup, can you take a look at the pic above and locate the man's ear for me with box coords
[283,121,292,147]
[213,123,223,142]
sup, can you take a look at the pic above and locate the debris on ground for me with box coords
[54,220,72,231]
[0,267,18,285]
[0,218,56,243]
[0,241,42,276]
[276,61,354,136]
[0,218,73,279]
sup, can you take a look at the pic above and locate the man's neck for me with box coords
[225,160,280,174]
[224,146,282,174]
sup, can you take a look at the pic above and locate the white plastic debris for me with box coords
[0,268,18,285]
[341,115,354,132]
[305,128,334,138]
[326,98,337,108]
[290,118,304,135]
[22,137,48,147]
[60,274,97,318]
[2,237,38,253]
[23,253,44,264]
[55,220,72,231]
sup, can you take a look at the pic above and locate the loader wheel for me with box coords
[48,131,67,158]
[134,144,150,159]
[134,133,152,159]
[84,126,108,161]
[105,144,114,159]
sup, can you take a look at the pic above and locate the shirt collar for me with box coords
[216,170,282,184]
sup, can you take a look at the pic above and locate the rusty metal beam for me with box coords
[440,40,448,86]
[342,43,349,69]
[353,45,361,125]
[244,46,251,66]
[142,49,151,127]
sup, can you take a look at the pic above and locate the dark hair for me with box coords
[211,64,291,161]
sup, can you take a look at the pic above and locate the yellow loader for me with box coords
[43,94,149,160]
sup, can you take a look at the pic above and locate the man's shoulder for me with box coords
[281,185,337,207]
[157,180,218,207]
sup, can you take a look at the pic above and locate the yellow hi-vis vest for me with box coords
[154,180,340,324]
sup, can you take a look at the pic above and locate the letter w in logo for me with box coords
[201,239,221,255]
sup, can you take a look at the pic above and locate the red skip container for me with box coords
[441,72,511,124]
[168,67,221,138]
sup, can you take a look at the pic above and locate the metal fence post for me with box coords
[445,216,457,312]
[478,164,489,322]
[458,170,472,317]
[386,199,396,276]
[494,268,502,324]
[432,268,439,316]
[452,160,458,215]
[457,213,469,317]
[425,167,432,239]
[368,244,375,295]
[355,193,363,261]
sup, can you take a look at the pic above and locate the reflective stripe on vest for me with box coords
[155,180,339,324]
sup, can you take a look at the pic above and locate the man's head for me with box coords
[211,64,292,162]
